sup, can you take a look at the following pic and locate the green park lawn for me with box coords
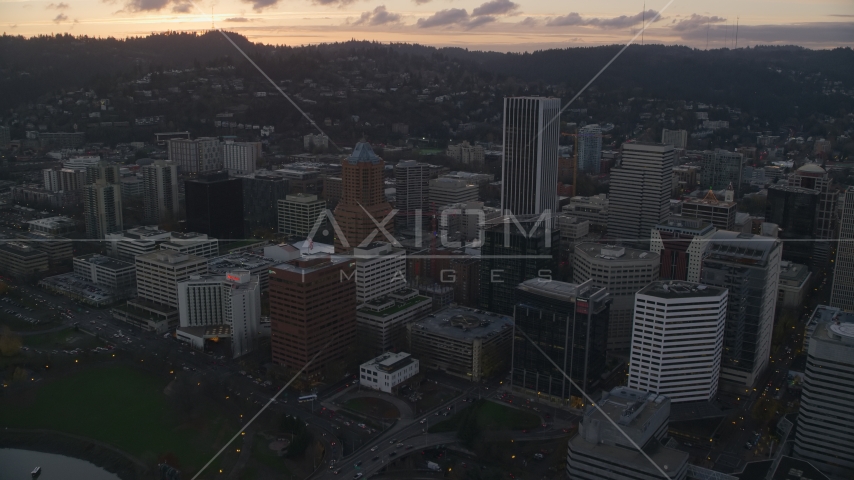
[343,396,400,419]
[0,365,237,474]
[430,400,541,433]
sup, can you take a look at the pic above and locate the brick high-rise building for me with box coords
[269,254,356,379]
[333,142,394,252]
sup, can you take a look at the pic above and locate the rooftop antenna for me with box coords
[735,17,739,48]
[642,2,645,46]
[211,5,214,31]
[706,17,710,49]
[724,20,728,48]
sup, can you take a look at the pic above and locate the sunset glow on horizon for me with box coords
[1,0,853,51]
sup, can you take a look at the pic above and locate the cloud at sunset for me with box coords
[352,5,402,26]
[546,9,662,29]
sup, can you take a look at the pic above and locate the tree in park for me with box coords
[0,326,22,357]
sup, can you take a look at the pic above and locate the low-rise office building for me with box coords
[160,232,219,258]
[278,193,326,237]
[0,242,49,280]
[27,216,77,235]
[207,252,279,291]
[428,177,479,205]
[14,231,72,268]
[112,250,208,333]
[407,307,513,382]
[358,351,420,393]
[40,254,137,306]
[567,387,688,480]
[73,254,136,291]
[778,261,811,308]
[356,288,432,356]
[563,194,609,232]
[107,227,218,261]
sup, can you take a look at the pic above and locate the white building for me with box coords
[661,128,688,149]
[573,244,660,352]
[278,193,326,237]
[562,194,609,232]
[438,201,501,246]
[135,250,208,308]
[359,351,419,393]
[608,143,674,245]
[830,186,854,311]
[501,97,560,219]
[83,179,123,239]
[42,168,61,192]
[428,177,479,206]
[106,227,217,261]
[168,137,221,174]
[446,141,484,164]
[578,123,602,174]
[177,270,262,358]
[354,242,407,303]
[303,133,328,150]
[628,281,727,403]
[63,156,101,169]
[794,306,854,479]
[160,232,219,258]
[222,141,260,175]
[142,161,179,224]
[557,214,590,245]
[73,253,136,291]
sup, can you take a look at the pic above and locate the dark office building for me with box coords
[512,278,610,406]
[701,231,782,387]
[240,171,289,237]
[478,216,560,315]
[765,185,819,268]
[185,172,244,240]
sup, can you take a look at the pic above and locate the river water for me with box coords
[0,448,120,480]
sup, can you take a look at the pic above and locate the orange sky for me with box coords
[2,0,853,51]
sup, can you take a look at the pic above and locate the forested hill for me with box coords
[1,31,852,118]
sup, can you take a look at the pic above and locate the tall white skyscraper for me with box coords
[501,97,560,218]
[607,142,674,244]
[577,124,602,174]
[793,305,854,478]
[222,141,260,175]
[142,160,179,225]
[830,186,854,311]
[628,281,727,403]
[83,179,123,239]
